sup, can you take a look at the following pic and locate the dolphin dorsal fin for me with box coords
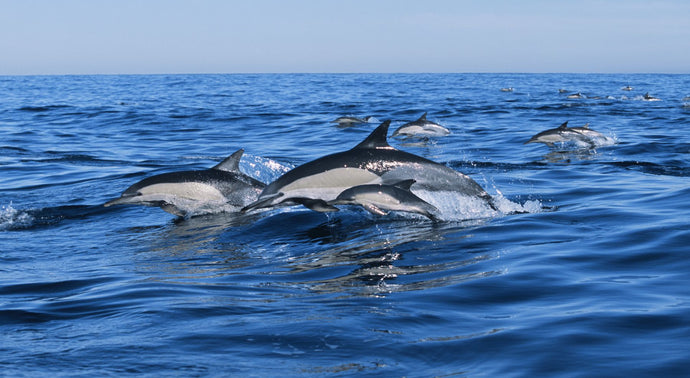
[213,148,243,172]
[353,120,393,150]
[582,123,590,129]
[418,112,428,121]
[558,121,569,130]
[392,179,416,191]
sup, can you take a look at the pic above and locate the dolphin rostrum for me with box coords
[241,120,495,213]
[392,112,450,137]
[331,179,440,221]
[524,121,604,148]
[105,149,265,217]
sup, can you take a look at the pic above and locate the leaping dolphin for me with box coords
[241,120,495,213]
[525,121,605,148]
[391,112,450,138]
[105,149,265,217]
[331,179,440,221]
[643,92,661,101]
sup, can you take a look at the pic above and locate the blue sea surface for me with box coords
[1,73,689,376]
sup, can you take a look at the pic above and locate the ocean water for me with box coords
[1,73,689,376]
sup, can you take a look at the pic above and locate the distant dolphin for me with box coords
[391,112,450,137]
[524,121,601,148]
[643,92,661,101]
[622,85,633,91]
[500,87,514,92]
[241,120,495,213]
[105,149,265,217]
[331,179,440,221]
[567,93,584,99]
[331,116,372,127]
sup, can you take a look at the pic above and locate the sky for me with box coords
[1,0,689,75]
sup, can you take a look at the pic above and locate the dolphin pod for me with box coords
[241,120,496,217]
[107,120,497,221]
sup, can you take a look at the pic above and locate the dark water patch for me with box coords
[1,205,112,231]
[606,160,690,177]
[18,105,73,112]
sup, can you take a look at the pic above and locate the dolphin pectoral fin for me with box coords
[292,198,340,213]
[423,211,442,222]
[483,194,499,211]
[240,192,283,213]
[362,204,388,216]
[391,179,416,191]
[160,203,186,217]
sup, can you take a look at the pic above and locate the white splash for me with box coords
[0,203,34,230]
[413,190,542,222]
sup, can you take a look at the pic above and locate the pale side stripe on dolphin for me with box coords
[241,120,496,213]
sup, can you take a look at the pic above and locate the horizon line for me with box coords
[2,71,689,77]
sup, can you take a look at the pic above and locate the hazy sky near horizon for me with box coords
[1,0,689,75]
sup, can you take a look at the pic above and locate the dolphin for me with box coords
[241,120,495,213]
[391,112,450,137]
[567,93,584,99]
[643,92,661,101]
[331,116,372,127]
[105,149,265,217]
[622,85,633,91]
[331,179,440,221]
[525,121,603,148]
[568,123,606,139]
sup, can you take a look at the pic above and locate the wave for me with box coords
[0,203,111,231]
[17,105,73,112]
[606,161,690,177]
